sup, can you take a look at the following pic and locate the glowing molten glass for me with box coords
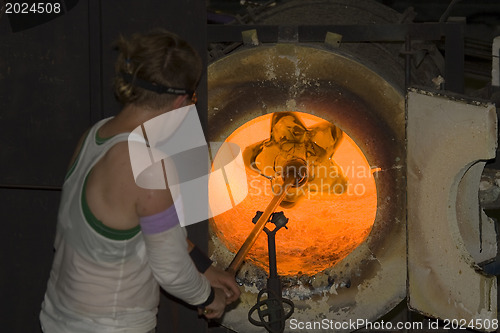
[243,112,348,207]
[210,112,377,276]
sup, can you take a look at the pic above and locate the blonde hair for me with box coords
[113,29,202,109]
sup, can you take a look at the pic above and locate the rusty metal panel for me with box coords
[407,88,497,330]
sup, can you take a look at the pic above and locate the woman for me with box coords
[40,29,240,333]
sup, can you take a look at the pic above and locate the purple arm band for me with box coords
[139,204,179,235]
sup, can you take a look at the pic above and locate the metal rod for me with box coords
[226,177,295,275]
[265,230,283,333]
[444,17,465,93]
[267,230,278,279]
[405,33,411,90]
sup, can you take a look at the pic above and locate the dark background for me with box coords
[0,0,209,332]
[2,0,500,332]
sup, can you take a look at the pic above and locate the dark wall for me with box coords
[0,1,208,332]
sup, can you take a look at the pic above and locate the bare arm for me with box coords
[134,160,228,317]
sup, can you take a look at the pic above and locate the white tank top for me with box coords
[40,118,159,333]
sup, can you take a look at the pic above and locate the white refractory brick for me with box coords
[407,89,497,326]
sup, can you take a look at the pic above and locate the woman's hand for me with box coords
[200,287,226,319]
[204,265,241,304]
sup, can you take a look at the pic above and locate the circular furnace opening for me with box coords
[207,43,408,332]
[209,111,377,276]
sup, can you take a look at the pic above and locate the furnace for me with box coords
[210,112,377,277]
[206,1,497,332]
[207,43,408,332]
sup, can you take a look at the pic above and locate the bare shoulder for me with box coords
[104,141,175,218]
[97,141,142,196]
[85,140,174,230]
[85,141,138,229]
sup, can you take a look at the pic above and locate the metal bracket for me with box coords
[325,32,342,48]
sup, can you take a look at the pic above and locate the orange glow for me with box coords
[210,112,377,276]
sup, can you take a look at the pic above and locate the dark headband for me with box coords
[121,72,194,97]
